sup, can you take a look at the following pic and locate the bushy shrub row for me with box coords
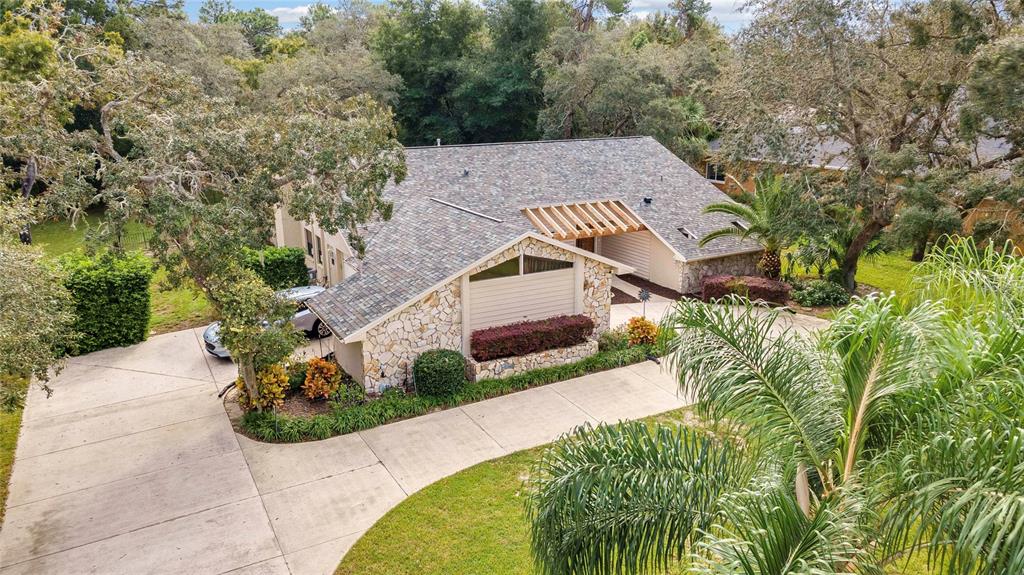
[59,251,154,354]
[240,344,654,443]
[792,279,851,307]
[470,314,595,361]
[241,246,309,290]
[701,275,791,304]
[413,349,466,397]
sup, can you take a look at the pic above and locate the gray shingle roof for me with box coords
[309,137,760,338]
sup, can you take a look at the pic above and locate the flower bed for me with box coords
[468,340,597,381]
[240,344,655,443]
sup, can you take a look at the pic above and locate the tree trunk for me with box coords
[795,462,811,517]
[19,157,36,245]
[910,237,927,262]
[839,219,886,292]
[240,353,260,412]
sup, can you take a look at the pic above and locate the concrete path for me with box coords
[0,306,827,575]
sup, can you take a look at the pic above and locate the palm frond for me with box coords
[527,422,753,575]
[691,487,868,575]
[880,421,1024,575]
[699,226,750,247]
[659,298,842,475]
[822,294,945,480]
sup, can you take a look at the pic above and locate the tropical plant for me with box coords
[699,175,810,278]
[527,237,1024,575]
[625,316,657,346]
[303,357,341,400]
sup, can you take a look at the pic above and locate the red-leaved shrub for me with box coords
[701,275,791,304]
[471,314,595,362]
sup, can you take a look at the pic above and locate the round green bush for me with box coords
[792,279,851,307]
[413,349,467,397]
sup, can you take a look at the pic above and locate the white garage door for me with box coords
[599,232,651,279]
[469,268,575,331]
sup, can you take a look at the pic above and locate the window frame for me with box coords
[705,163,726,183]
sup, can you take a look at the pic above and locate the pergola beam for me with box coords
[522,200,648,240]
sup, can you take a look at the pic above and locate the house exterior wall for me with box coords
[335,340,364,386]
[273,205,352,286]
[596,231,681,292]
[351,237,613,391]
[678,251,762,294]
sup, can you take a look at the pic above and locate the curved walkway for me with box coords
[0,308,827,575]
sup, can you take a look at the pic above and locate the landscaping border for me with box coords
[240,344,656,443]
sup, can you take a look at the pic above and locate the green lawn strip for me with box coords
[32,216,214,335]
[855,251,917,296]
[241,345,655,443]
[335,408,694,575]
[0,379,28,525]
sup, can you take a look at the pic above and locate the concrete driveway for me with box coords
[0,306,826,575]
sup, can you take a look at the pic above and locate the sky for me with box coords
[181,0,753,33]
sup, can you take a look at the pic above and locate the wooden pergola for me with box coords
[522,199,647,241]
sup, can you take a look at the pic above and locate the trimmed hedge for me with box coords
[701,275,791,304]
[59,251,154,354]
[471,314,595,362]
[413,349,467,397]
[240,344,654,443]
[242,246,309,290]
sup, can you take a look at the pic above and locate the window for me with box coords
[705,163,726,183]
[469,254,573,282]
[304,229,314,256]
[524,255,573,274]
[316,237,323,264]
[470,257,520,282]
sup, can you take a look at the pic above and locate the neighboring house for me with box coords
[273,207,354,287]
[282,137,760,391]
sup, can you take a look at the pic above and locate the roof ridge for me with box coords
[404,136,649,151]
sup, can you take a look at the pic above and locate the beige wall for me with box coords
[335,340,365,386]
[596,230,682,292]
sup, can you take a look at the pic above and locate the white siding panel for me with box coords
[599,232,651,279]
[469,268,575,330]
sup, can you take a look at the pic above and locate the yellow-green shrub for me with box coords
[626,316,658,346]
[236,364,289,411]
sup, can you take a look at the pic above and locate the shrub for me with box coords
[236,363,289,411]
[792,279,851,307]
[303,357,341,400]
[331,374,367,408]
[286,360,308,394]
[59,251,153,354]
[241,246,309,290]
[701,275,791,304]
[598,325,630,352]
[626,317,658,346]
[413,349,467,397]
[471,314,595,362]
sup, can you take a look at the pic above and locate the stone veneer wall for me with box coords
[678,251,762,294]
[358,237,614,391]
[468,340,598,381]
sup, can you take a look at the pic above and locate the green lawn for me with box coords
[0,379,27,525]
[31,215,215,335]
[855,251,918,296]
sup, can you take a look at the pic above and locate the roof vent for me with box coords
[643,197,653,205]
[462,169,469,177]
[678,226,695,239]
[436,138,441,146]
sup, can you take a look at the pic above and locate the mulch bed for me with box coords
[619,274,685,301]
[276,393,333,417]
[611,287,640,305]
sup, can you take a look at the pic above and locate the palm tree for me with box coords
[699,175,809,279]
[528,238,1024,575]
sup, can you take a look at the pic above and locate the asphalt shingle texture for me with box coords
[308,137,759,338]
